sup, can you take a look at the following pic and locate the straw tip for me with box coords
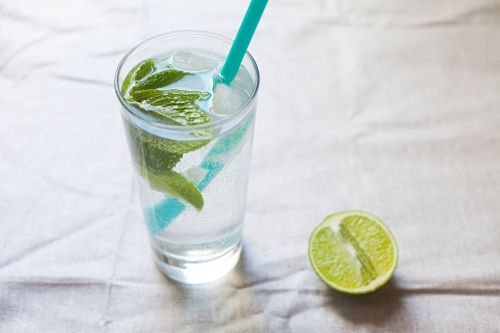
[213,72,227,85]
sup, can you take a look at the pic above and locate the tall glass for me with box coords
[114,31,259,284]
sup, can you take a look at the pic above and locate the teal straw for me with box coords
[220,0,268,84]
[145,1,267,234]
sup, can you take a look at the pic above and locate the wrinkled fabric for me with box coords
[1,0,500,332]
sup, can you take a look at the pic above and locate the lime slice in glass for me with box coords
[137,166,204,211]
[308,211,398,294]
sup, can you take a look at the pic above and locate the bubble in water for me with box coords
[212,83,248,116]
[173,51,218,72]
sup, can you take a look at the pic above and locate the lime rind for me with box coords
[139,168,204,211]
[308,210,398,294]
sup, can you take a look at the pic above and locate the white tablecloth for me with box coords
[1,0,500,331]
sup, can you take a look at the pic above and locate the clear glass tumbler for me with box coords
[114,31,259,284]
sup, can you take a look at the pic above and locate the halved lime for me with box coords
[308,211,398,294]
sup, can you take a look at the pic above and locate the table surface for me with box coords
[1,0,500,332]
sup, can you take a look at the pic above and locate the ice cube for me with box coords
[232,66,255,96]
[165,74,206,91]
[183,166,208,183]
[173,51,218,72]
[212,83,248,115]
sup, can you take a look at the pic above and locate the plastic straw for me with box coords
[220,0,268,84]
[145,0,268,234]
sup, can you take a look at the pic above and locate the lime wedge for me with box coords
[308,211,398,294]
[148,170,204,211]
[137,166,204,211]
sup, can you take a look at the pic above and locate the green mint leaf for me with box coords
[135,60,156,81]
[130,89,212,127]
[133,69,189,91]
[127,125,183,175]
[129,124,210,158]
[120,59,156,96]
[131,89,209,107]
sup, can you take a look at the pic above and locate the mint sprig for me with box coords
[130,89,211,126]
[121,58,213,211]
[133,69,189,91]
[121,60,156,96]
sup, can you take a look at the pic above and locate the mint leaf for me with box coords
[129,124,209,158]
[126,126,183,175]
[133,69,188,91]
[131,89,209,107]
[135,60,156,81]
[130,89,212,127]
[121,59,156,96]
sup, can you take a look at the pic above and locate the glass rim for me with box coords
[114,30,260,131]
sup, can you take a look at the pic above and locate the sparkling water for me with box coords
[121,50,256,279]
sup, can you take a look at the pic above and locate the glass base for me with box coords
[152,242,242,284]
